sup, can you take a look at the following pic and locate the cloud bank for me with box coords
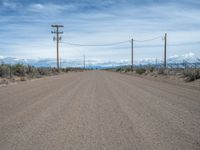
[0,0,200,66]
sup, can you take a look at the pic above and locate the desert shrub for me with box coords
[157,68,165,75]
[25,66,40,78]
[12,64,26,76]
[37,67,56,76]
[183,69,200,82]
[26,65,35,74]
[20,77,27,81]
[0,63,84,79]
[64,68,73,72]
[136,68,146,75]
[0,64,10,77]
[26,67,59,78]
[116,68,122,72]
[124,68,132,72]
[60,67,78,73]
[113,67,132,73]
[149,67,154,72]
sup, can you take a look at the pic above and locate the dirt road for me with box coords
[0,71,200,150]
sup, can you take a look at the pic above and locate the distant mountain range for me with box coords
[137,53,200,65]
[0,53,199,68]
[168,53,200,64]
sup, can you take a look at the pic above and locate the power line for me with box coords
[15,40,200,47]
[60,36,163,47]
[61,40,130,47]
[133,36,162,42]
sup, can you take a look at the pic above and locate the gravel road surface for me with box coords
[0,71,200,150]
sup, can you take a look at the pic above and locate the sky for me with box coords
[0,0,200,64]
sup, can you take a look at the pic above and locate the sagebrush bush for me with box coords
[0,63,84,79]
[125,68,132,72]
[136,68,146,75]
[116,68,122,72]
[0,64,10,77]
[183,69,200,81]
[149,67,154,72]
[111,66,200,82]
[157,68,165,75]
[12,64,26,76]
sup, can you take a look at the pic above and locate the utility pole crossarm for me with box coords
[51,25,64,28]
[51,31,63,34]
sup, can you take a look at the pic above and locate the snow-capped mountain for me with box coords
[167,53,199,63]
[0,57,130,68]
[135,53,200,65]
[135,58,162,65]
[0,53,199,68]
[0,57,83,67]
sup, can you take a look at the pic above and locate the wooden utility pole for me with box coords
[83,55,85,69]
[164,33,167,68]
[51,25,64,71]
[60,57,62,69]
[155,58,158,68]
[9,65,12,79]
[131,38,134,69]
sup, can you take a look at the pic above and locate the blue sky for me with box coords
[0,0,200,63]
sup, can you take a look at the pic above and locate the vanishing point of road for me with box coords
[0,71,200,150]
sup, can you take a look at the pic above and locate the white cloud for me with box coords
[0,1,200,63]
[28,3,71,14]
[30,4,44,10]
[2,1,18,9]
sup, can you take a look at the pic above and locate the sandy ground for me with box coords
[0,70,200,150]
